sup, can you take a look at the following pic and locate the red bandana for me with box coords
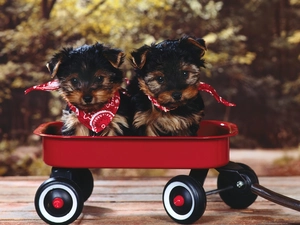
[24,79,60,94]
[25,79,120,133]
[67,92,120,133]
[148,95,170,112]
[148,82,236,112]
[198,82,236,107]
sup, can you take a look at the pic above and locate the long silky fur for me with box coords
[128,36,207,136]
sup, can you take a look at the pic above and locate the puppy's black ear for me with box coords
[130,45,150,69]
[179,36,207,57]
[46,58,61,78]
[102,48,125,68]
[46,48,73,78]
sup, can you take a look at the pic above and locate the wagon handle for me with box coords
[251,183,300,211]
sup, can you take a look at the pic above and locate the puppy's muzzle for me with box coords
[172,91,182,101]
[83,95,93,103]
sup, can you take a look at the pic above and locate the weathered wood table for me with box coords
[1,175,300,224]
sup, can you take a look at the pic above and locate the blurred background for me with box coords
[0,0,300,176]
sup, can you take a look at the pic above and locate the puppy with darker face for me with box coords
[47,43,131,136]
[128,36,207,136]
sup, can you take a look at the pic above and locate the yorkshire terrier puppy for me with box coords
[128,36,207,136]
[47,43,131,136]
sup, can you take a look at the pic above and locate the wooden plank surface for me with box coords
[0,176,300,224]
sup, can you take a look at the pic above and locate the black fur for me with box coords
[47,42,131,136]
[128,36,207,136]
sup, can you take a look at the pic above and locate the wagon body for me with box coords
[34,120,238,169]
[33,120,300,225]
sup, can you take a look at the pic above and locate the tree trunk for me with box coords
[41,0,57,19]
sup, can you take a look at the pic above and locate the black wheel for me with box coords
[35,177,83,225]
[217,163,258,209]
[51,168,94,202]
[162,175,206,224]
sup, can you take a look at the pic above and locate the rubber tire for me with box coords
[163,175,206,224]
[51,168,94,202]
[34,177,83,225]
[68,169,94,202]
[217,163,258,209]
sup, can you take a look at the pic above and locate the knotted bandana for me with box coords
[25,79,120,133]
[148,82,236,112]
[67,92,120,133]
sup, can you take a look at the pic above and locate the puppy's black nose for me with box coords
[172,92,182,101]
[83,95,93,103]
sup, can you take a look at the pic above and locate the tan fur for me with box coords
[47,61,61,78]
[61,110,128,136]
[75,124,90,136]
[109,52,125,68]
[100,114,129,136]
[186,37,207,56]
[59,70,121,112]
[102,52,125,68]
[182,86,199,100]
[133,107,204,136]
[138,78,155,97]
[131,50,148,69]
[61,110,89,136]
[48,43,127,136]
[138,64,201,107]
[130,36,206,136]
[152,86,199,108]
[181,64,201,85]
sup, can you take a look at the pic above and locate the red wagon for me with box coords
[33,120,300,224]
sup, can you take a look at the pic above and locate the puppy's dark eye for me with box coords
[96,76,104,83]
[181,71,189,78]
[156,76,164,84]
[71,78,79,86]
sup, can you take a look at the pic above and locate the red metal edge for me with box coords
[34,120,238,140]
[34,120,238,169]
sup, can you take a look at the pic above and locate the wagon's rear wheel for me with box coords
[217,163,258,209]
[35,177,83,225]
[51,168,94,202]
[163,175,206,224]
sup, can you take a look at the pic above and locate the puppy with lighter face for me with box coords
[47,43,131,136]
